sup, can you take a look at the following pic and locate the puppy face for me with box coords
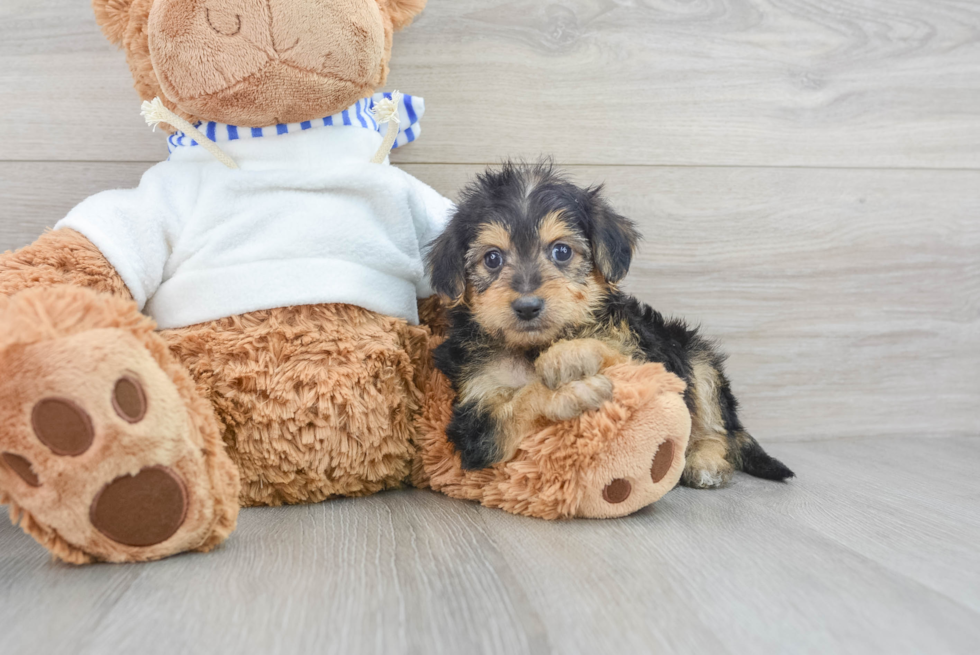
[428,162,640,349]
[465,211,602,348]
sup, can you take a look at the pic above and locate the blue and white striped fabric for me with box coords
[166,93,424,153]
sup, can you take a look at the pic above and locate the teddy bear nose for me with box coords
[512,297,544,321]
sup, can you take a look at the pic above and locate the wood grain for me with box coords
[1,0,979,166]
[2,162,976,442]
[1,437,979,655]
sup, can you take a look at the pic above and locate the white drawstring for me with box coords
[369,91,402,164]
[141,98,239,170]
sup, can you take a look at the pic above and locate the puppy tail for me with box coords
[733,431,795,481]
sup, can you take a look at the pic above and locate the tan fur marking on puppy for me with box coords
[539,212,573,245]
[536,338,632,390]
[458,356,534,409]
[454,343,623,465]
[475,375,615,464]
[530,375,613,422]
[684,439,732,489]
[472,223,512,253]
[682,354,733,488]
[469,266,607,350]
[468,279,520,339]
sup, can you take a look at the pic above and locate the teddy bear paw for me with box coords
[576,435,688,519]
[573,367,692,519]
[0,289,238,563]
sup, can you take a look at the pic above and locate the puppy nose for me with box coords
[512,296,544,321]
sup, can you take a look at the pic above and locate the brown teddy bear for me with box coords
[0,0,692,564]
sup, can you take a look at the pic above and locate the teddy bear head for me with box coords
[94,0,426,127]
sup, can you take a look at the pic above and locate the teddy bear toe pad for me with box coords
[1,452,40,487]
[0,324,225,562]
[598,440,677,505]
[90,465,188,547]
[31,398,95,455]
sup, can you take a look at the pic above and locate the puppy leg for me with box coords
[467,375,615,468]
[683,438,733,489]
[448,358,537,469]
[681,354,734,489]
[448,356,616,470]
[535,338,631,390]
[527,374,614,423]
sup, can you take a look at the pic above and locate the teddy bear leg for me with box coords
[570,365,692,518]
[163,303,429,507]
[416,360,691,520]
[0,286,240,563]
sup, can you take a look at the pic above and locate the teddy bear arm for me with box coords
[0,229,131,300]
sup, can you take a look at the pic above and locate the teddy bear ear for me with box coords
[379,0,427,31]
[92,0,135,44]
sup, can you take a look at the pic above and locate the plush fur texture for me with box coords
[94,0,427,127]
[0,228,132,299]
[162,303,431,507]
[0,285,239,563]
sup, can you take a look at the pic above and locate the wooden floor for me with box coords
[1,1,978,653]
[1,436,978,655]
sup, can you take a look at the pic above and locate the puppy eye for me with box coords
[484,249,503,270]
[551,243,573,263]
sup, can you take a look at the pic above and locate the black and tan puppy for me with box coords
[426,162,793,488]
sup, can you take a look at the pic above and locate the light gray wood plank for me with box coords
[1,0,979,167]
[0,162,147,241]
[760,437,980,612]
[478,439,980,654]
[2,436,979,655]
[2,162,976,442]
[0,494,545,655]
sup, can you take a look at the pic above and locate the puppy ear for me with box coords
[426,223,468,302]
[93,0,134,45]
[587,186,640,284]
[379,0,427,31]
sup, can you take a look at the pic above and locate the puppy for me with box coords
[425,162,793,488]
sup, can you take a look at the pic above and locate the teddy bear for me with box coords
[0,0,692,564]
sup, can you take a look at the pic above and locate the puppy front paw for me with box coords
[543,374,614,421]
[536,339,607,390]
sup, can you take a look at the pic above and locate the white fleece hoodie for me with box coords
[56,95,454,329]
